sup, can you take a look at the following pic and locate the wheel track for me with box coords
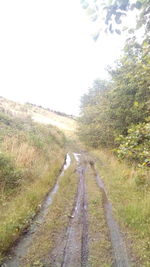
[60,158,88,267]
[41,153,88,267]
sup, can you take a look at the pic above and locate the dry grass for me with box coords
[0,96,77,138]
[0,98,78,264]
[0,111,67,262]
[86,164,112,267]
[1,136,37,168]
[92,149,150,266]
[0,156,64,262]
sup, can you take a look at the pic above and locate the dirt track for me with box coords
[49,154,88,267]
[50,154,130,267]
[2,152,131,267]
[62,164,88,267]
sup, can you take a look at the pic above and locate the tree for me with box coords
[78,80,114,147]
[78,39,150,166]
[108,38,150,135]
[80,0,150,36]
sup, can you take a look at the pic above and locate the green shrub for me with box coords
[115,122,150,167]
[0,153,23,191]
[134,170,150,189]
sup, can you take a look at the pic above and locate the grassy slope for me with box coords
[0,101,76,261]
[0,96,76,137]
[92,149,150,266]
[3,97,150,265]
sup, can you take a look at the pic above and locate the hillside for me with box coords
[0,99,73,262]
[0,97,77,136]
[0,96,150,266]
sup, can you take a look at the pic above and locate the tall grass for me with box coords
[2,136,36,168]
[0,111,66,261]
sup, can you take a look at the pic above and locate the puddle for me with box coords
[73,153,81,163]
[61,153,71,175]
[61,162,88,267]
[2,154,71,267]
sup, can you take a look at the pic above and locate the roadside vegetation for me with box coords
[78,38,150,166]
[0,111,66,261]
[78,10,150,264]
[92,149,150,266]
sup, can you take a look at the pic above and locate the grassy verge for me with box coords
[86,164,112,267]
[21,162,78,267]
[0,111,66,261]
[0,158,64,262]
[92,149,150,266]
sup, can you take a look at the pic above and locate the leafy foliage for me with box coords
[108,38,150,135]
[78,80,114,147]
[80,0,150,35]
[115,122,150,166]
[78,39,150,166]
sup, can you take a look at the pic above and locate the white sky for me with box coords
[0,0,129,115]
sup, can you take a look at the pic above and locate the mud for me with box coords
[50,154,88,267]
[90,162,130,267]
[2,153,131,267]
[2,154,71,267]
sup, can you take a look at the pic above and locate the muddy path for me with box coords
[49,153,88,267]
[90,161,130,267]
[2,154,71,267]
[2,152,131,267]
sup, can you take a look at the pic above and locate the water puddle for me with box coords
[61,153,71,175]
[73,153,81,163]
[61,161,88,267]
[2,154,71,267]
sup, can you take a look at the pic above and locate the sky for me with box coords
[0,0,130,115]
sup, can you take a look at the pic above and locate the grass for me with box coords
[21,162,78,267]
[92,149,150,266]
[86,163,112,267]
[0,111,66,262]
[0,96,77,137]
[0,157,64,262]
[0,98,77,265]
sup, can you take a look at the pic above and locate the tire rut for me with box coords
[50,154,88,267]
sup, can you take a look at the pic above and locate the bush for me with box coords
[115,122,150,167]
[134,170,149,188]
[0,153,23,191]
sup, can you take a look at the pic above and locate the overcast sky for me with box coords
[0,0,128,115]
